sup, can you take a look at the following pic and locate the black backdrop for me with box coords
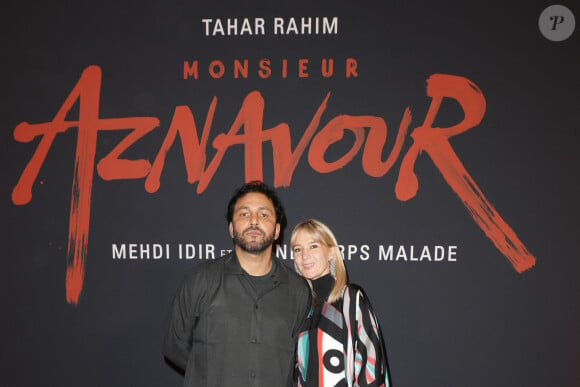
[1,1,579,386]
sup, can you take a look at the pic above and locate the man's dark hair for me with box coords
[226,180,287,233]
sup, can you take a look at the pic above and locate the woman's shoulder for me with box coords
[343,283,378,311]
[344,282,367,298]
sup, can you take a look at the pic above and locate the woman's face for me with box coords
[292,230,332,280]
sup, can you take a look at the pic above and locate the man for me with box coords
[163,180,312,387]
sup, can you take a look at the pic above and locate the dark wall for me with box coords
[1,1,578,386]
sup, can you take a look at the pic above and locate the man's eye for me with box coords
[293,248,301,253]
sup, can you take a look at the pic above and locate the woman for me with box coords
[291,219,391,387]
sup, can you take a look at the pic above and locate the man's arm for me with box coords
[293,277,313,339]
[162,269,205,371]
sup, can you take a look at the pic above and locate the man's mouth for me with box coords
[245,229,263,237]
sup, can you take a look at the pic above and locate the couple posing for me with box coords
[163,181,391,386]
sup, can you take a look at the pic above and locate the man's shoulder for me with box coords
[275,259,310,289]
[183,254,230,278]
[176,256,232,294]
[275,258,297,277]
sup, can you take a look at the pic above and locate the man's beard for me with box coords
[233,227,276,253]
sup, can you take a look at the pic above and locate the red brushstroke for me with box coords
[12,66,159,303]
[395,74,535,272]
[12,66,535,304]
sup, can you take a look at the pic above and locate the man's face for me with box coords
[229,192,280,254]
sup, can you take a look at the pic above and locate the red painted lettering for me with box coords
[396,74,535,272]
[12,66,535,303]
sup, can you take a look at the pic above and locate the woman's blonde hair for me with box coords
[290,219,347,304]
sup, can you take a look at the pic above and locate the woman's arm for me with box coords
[351,286,391,387]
